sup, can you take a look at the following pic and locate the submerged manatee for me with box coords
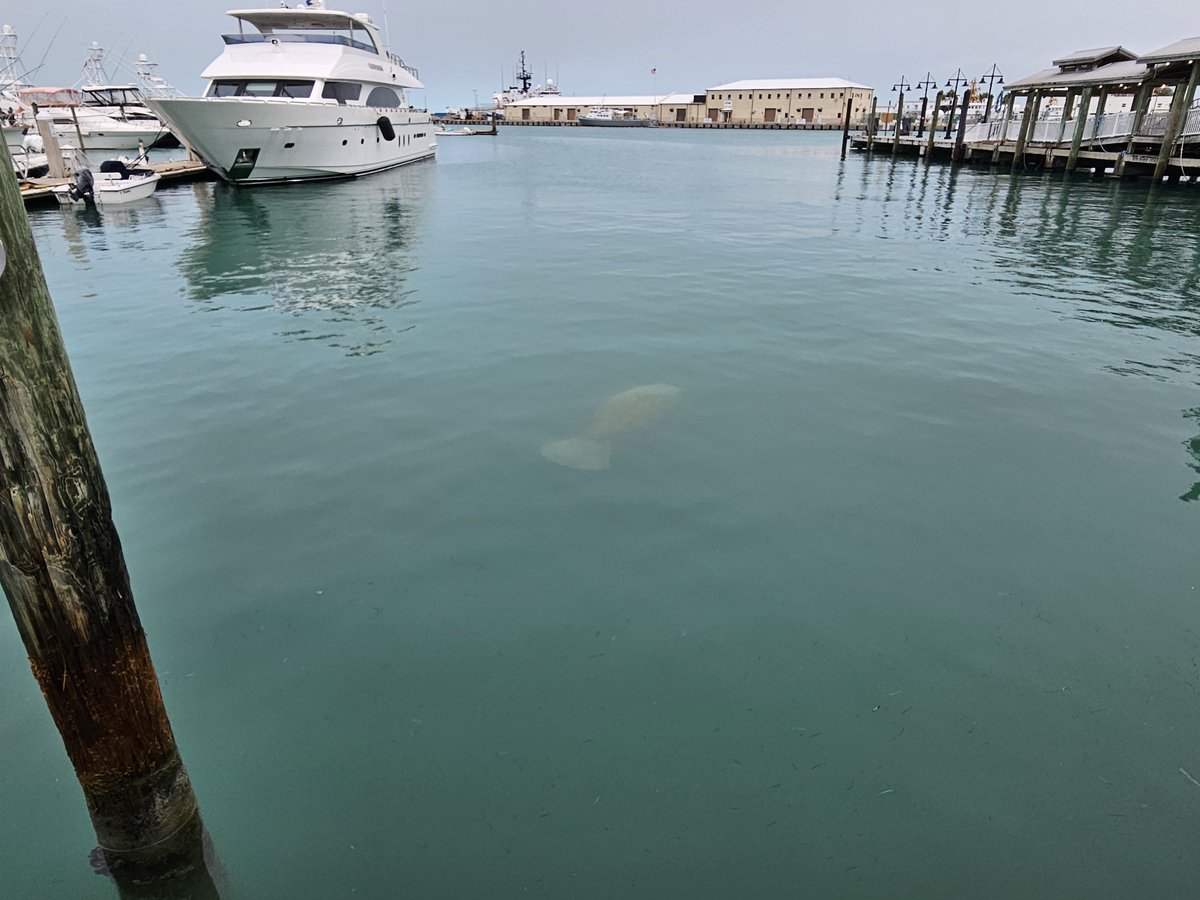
[541,383,681,470]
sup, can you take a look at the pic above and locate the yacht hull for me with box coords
[146,98,436,184]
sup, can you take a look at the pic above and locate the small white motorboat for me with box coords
[53,160,160,206]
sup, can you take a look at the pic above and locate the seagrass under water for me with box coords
[2,129,1199,898]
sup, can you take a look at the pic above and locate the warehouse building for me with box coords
[704,79,873,125]
[502,78,874,125]
[502,93,706,123]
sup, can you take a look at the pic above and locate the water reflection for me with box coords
[177,164,434,355]
[849,158,1200,500]
[1183,408,1200,503]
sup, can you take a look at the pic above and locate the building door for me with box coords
[800,107,814,123]
[522,108,530,121]
[707,108,718,121]
[554,108,561,121]
[676,108,686,122]
[764,108,776,123]
[567,108,577,121]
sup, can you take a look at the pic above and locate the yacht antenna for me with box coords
[382,0,392,50]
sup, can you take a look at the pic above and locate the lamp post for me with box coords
[944,68,970,137]
[915,72,937,138]
[979,63,1004,122]
[891,76,912,137]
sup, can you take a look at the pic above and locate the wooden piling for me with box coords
[1154,61,1200,181]
[892,91,904,156]
[1011,93,1037,170]
[1126,81,1154,154]
[951,90,970,163]
[1066,87,1093,173]
[993,94,1016,163]
[925,91,943,164]
[866,97,878,151]
[841,97,853,158]
[0,131,214,894]
[35,118,67,180]
[1090,88,1109,142]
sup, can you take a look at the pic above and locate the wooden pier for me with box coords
[19,158,214,207]
[852,38,1200,184]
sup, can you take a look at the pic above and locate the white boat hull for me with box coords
[147,98,436,184]
[54,171,161,206]
[53,124,164,151]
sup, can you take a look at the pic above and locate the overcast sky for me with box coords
[7,1,1197,109]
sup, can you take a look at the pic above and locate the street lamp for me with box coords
[914,72,937,138]
[944,68,970,137]
[891,76,912,136]
[978,64,1004,122]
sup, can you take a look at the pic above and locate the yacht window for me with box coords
[209,79,315,98]
[365,86,401,108]
[322,81,362,103]
[277,81,315,98]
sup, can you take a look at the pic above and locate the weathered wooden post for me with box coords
[892,90,904,156]
[993,93,1016,163]
[925,91,943,165]
[951,89,970,163]
[0,128,215,895]
[1125,80,1154,154]
[866,96,878,151]
[1154,62,1200,181]
[1090,87,1109,142]
[841,97,853,158]
[1011,92,1038,170]
[1066,87,1094,173]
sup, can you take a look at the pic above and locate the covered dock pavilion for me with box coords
[853,36,1200,182]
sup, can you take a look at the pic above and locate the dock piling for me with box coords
[0,131,215,895]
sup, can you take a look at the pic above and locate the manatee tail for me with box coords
[540,436,612,470]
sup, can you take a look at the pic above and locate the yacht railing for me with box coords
[223,33,378,54]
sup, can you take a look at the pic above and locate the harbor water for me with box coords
[3,129,1199,898]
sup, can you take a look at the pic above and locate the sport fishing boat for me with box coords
[145,1,435,184]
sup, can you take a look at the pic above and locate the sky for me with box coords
[6,1,1198,111]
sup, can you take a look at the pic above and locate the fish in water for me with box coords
[541,383,681,470]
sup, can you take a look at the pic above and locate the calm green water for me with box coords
[3,130,1200,898]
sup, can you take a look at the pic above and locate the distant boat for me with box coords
[435,125,494,136]
[578,106,653,127]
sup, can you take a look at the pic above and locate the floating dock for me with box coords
[19,159,214,207]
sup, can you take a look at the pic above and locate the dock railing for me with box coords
[961,105,1200,148]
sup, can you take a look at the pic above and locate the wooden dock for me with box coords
[848,132,1200,183]
[441,118,844,130]
[19,159,215,207]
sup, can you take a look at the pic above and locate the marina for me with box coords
[3,4,1200,899]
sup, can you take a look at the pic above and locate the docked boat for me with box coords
[435,125,494,136]
[19,88,164,151]
[578,106,652,127]
[145,1,435,184]
[53,160,161,206]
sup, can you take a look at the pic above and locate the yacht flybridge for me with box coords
[146,2,435,184]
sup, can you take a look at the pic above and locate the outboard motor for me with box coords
[68,168,95,207]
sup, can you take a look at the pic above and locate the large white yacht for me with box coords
[146,2,435,184]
